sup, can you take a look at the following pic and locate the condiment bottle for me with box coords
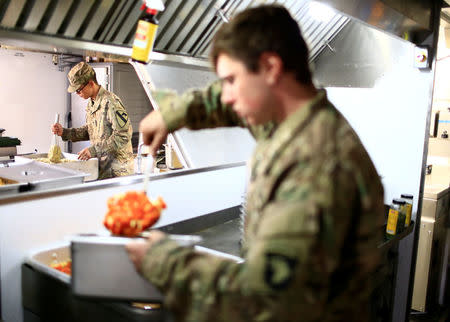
[400,194,413,227]
[386,198,406,240]
[131,4,159,64]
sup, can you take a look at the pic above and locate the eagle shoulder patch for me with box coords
[264,253,297,290]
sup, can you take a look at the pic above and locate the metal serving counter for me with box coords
[22,209,241,322]
[0,159,87,195]
[0,162,247,322]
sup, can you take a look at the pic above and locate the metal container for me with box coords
[23,241,169,322]
[0,146,17,157]
[25,242,71,284]
[70,234,164,302]
[17,152,98,182]
[69,234,212,302]
[0,160,87,194]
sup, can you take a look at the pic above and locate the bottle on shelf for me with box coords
[400,194,413,227]
[386,198,406,240]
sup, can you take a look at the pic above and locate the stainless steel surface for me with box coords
[25,211,241,303]
[320,0,434,42]
[70,235,164,302]
[314,20,414,87]
[193,218,242,257]
[0,0,356,62]
[25,242,71,285]
[0,161,246,204]
[16,153,99,182]
[412,188,450,312]
[0,159,86,183]
[69,230,234,301]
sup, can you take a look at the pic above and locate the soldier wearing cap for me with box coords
[52,62,134,180]
[126,4,385,322]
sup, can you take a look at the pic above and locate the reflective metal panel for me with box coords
[0,0,435,59]
[100,0,133,42]
[23,0,51,31]
[44,0,74,34]
[1,0,26,28]
[111,2,141,44]
[180,0,228,55]
[64,0,95,38]
[81,0,115,40]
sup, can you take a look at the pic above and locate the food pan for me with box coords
[70,234,164,302]
[16,152,98,182]
[70,234,242,302]
[0,160,87,193]
[25,241,71,285]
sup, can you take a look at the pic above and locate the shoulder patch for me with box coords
[115,110,128,128]
[264,253,297,290]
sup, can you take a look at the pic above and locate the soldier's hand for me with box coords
[77,147,91,160]
[52,123,63,136]
[126,230,166,272]
[139,110,169,157]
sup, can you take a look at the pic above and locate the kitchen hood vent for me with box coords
[0,0,348,63]
[0,0,435,62]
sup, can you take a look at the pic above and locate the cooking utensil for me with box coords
[48,114,62,163]
[142,153,153,195]
[51,113,59,146]
[139,231,203,246]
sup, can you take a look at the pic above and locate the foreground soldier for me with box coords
[127,5,385,321]
[52,62,134,179]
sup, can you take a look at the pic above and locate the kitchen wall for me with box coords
[0,48,68,154]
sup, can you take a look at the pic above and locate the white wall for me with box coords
[0,48,68,154]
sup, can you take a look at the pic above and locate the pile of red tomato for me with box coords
[103,191,167,236]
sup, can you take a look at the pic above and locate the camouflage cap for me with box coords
[67,62,95,93]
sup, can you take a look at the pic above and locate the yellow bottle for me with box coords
[131,6,158,64]
[386,199,406,240]
[400,194,413,227]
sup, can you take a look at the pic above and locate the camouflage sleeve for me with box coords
[153,80,247,132]
[88,98,132,157]
[61,125,90,142]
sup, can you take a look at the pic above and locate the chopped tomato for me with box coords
[103,191,166,236]
[50,260,72,275]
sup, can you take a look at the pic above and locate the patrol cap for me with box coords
[67,62,95,93]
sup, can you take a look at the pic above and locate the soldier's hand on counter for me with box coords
[52,123,63,136]
[126,230,167,272]
[139,110,169,157]
[77,147,91,160]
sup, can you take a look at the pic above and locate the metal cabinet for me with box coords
[411,186,449,312]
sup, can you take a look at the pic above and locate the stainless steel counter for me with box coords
[192,218,241,257]
[22,206,243,322]
[1,162,248,322]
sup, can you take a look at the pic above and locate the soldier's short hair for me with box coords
[210,5,312,85]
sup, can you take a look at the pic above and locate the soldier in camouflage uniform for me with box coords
[52,62,134,179]
[127,5,385,322]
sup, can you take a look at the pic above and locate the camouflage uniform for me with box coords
[142,82,385,322]
[62,62,134,179]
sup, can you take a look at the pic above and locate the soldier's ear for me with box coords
[259,52,283,86]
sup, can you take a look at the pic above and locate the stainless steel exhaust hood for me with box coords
[0,0,436,63]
